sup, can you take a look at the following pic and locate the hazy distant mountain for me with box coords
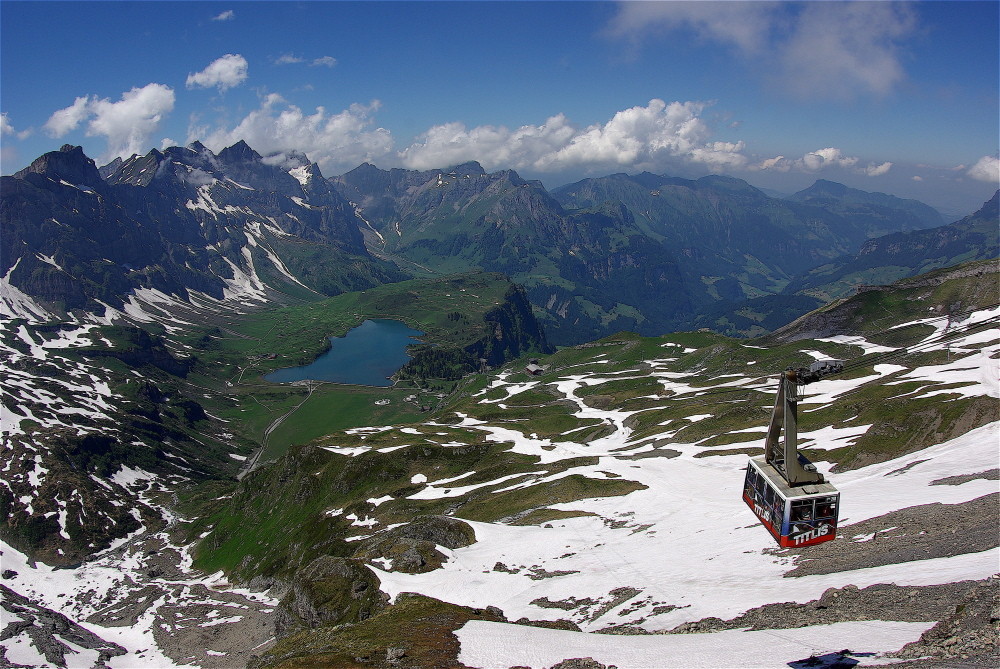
[785,190,999,302]
[553,173,942,310]
[334,162,693,344]
[786,179,945,234]
[555,172,943,265]
[330,164,967,344]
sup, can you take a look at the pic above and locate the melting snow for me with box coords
[457,619,932,669]
[365,334,999,667]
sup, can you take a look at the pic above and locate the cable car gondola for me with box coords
[743,361,842,547]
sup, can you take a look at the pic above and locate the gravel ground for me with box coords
[778,493,998,577]
[2,529,280,669]
[664,580,989,633]
[6,490,996,668]
[120,533,280,669]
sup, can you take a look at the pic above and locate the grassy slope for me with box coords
[182,261,998,579]
[176,272,533,460]
[172,261,998,668]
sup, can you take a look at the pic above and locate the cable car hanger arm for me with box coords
[763,360,843,487]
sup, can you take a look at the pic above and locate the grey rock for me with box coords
[548,658,617,669]
[353,516,476,574]
[274,556,388,638]
[0,584,126,668]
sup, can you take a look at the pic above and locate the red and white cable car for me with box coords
[743,362,842,547]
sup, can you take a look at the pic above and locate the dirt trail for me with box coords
[238,380,321,479]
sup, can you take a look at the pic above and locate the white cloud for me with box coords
[87,84,176,160]
[211,10,234,21]
[311,56,337,68]
[275,54,305,65]
[606,1,778,53]
[1,112,32,140]
[44,84,176,161]
[43,96,91,137]
[911,175,923,182]
[800,147,858,171]
[754,148,891,178]
[399,113,577,172]
[864,161,893,177]
[779,3,916,99]
[966,156,1000,184]
[400,99,749,175]
[607,2,917,100]
[194,95,393,173]
[186,54,249,92]
[275,54,337,67]
[757,155,788,172]
[179,167,216,187]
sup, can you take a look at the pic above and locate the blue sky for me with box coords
[1,1,997,216]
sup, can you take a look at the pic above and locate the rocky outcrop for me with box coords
[352,515,476,574]
[891,576,999,665]
[771,258,999,343]
[252,592,507,669]
[665,581,989,635]
[470,284,554,366]
[274,556,388,637]
[0,584,126,668]
[13,144,105,190]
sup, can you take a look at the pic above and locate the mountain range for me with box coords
[1,254,996,668]
[2,143,402,320]
[1,140,998,668]
[4,142,995,345]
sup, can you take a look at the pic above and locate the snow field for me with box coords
[374,425,999,632]
[367,327,999,667]
[455,619,932,669]
[1,534,279,669]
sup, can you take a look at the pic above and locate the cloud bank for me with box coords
[191,95,907,181]
[399,99,749,174]
[194,95,392,172]
[43,83,176,161]
[186,54,249,92]
[607,2,917,100]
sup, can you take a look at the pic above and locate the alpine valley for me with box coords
[1,142,998,669]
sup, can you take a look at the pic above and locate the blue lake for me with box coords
[264,319,424,386]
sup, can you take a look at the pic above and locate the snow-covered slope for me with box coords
[2,267,996,668]
[357,309,999,666]
[223,292,997,668]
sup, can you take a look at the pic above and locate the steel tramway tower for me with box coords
[743,360,843,547]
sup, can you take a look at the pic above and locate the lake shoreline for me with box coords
[263,318,425,387]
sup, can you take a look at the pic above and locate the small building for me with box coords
[525,363,543,376]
